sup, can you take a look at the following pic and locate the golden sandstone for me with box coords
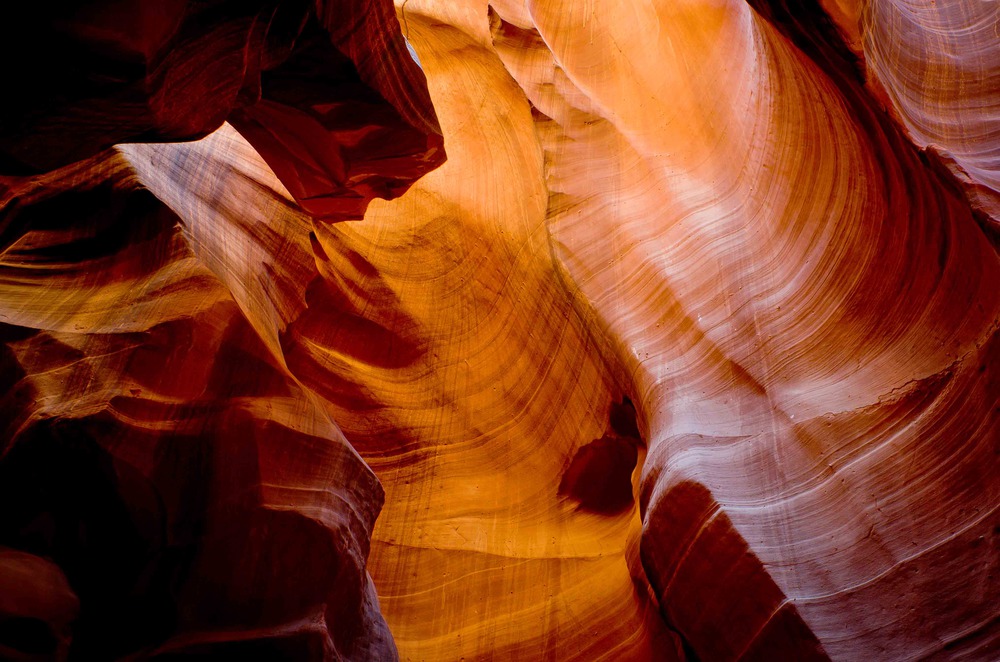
[0,0,997,659]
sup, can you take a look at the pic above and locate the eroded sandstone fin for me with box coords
[643,480,829,661]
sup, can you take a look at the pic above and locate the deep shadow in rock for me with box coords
[559,398,642,515]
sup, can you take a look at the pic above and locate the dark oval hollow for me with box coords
[559,436,639,514]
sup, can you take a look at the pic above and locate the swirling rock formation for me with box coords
[487,0,998,657]
[821,0,1000,238]
[0,0,443,220]
[1,0,998,660]
[0,1,440,658]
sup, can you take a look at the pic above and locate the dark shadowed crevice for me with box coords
[559,397,642,515]
[640,479,829,661]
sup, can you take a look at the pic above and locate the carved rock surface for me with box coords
[863,0,1000,234]
[818,0,1000,236]
[485,0,999,657]
[1,0,999,661]
[0,1,440,659]
[0,0,443,221]
[0,140,398,661]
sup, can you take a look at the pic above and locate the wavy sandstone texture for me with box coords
[840,0,1000,237]
[1,0,998,661]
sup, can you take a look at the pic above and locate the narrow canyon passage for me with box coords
[0,0,997,660]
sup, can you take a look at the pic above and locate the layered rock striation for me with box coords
[1,0,998,660]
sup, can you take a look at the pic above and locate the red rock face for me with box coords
[0,2,440,659]
[0,0,443,220]
[1,1,998,660]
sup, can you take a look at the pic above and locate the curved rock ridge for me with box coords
[1,0,999,660]
[806,0,1000,239]
[0,0,444,221]
[486,0,999,658]
[306,10,679,657]
[121,42,677,662]
[860,0,1000,236]
[0,143,396,660]
[0,0,443,658]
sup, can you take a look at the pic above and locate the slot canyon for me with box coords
[0,0,998,660]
